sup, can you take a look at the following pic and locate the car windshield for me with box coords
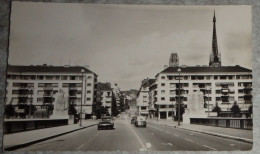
[102,117,112,121]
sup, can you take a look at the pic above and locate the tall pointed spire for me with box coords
[209,10,221,67]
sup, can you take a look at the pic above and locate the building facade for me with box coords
[152,66,252,119]
[96,82,113,115]
[136,78,155,117]
[5,65,97,119]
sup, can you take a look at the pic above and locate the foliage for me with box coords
[175,103,185,117]
[230,101,241,117]
[68,104,77,115]
[212,103,221,116]
[5,104,15,118]
[248,105,253,115]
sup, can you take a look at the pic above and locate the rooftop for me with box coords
[7,65,96,75]
[159,65,252,74]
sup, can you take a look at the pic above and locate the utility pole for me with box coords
[80,69,85,127]
[178,68,181,126]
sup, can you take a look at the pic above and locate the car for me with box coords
[135,116,146,127]
[131,116,137,124]
[97,116,114,130]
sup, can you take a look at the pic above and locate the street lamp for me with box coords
[177,68,181,126]
[80,69,85,127]
[28,87,33,118]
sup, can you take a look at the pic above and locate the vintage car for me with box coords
[131,116,137,124]
[135,116,147,127]
[98,116,114,130]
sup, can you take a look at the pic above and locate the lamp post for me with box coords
[80,69,85,127]
[29,87,33,118]
[177,68,181,126]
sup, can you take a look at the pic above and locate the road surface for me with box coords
[16,118,252,151]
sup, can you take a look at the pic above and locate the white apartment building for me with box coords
[152,65,252,119]
[97,82,113,115]
[137,78,155,117]
[5,65,97,119]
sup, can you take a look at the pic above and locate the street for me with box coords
[15,118,252,151]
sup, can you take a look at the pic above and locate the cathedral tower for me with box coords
[209,11,221,67]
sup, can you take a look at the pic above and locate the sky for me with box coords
[9,2,252,90]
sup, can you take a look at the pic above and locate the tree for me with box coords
[68,104,77,115]
[248,105,253,118]
[175,103,185,120]
[5,104,15,118]
[47,104,54,117]
[212,102,221,116]
[230,101,241,117]
[111,93,119,117]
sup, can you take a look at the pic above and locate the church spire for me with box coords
[209,10,221,67]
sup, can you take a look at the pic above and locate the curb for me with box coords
[178,127,253,144]
[148,121,253,144]
[4,124,97,151]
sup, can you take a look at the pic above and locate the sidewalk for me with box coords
[4,120,97,151]
[147,119,253,143]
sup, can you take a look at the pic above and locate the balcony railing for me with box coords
[44,87,53,90]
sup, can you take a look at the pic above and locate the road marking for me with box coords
[173,134,178,137]
[139,148,146,151]
[151,133,154,135]
[146,142,152,148]
[203,145,217,151]
[165,131,170,134]
[230,144,235,147]
[190,134,193,135]
[127,121,147,150]
[184,138,193,142]
[168,143,173,146]
[76,144,84,150]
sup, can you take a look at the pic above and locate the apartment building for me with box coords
[152,65,252,119]
[5,65,97,119]
[136,78,155,117]
[96,82,113,115]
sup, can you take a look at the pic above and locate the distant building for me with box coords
[96,82,113,115]
[5,65,97,119]
[169,53,179,67]
[136,78,155,117]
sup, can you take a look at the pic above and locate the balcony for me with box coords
[44,87,53,90]
[69,87,78,90]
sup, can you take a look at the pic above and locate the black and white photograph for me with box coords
[3,2,253,151]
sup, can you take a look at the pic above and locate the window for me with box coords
[87,83,91,86]
[107,92,111,96]
[170,97,175,101]
[161,76,165,79]
[170,83,175,88]
[170,90,175,95]
[216,97,221,101]
[161,83,165,86]
[206,76,211,80]
[214,76,218,80]
[236,75,240,79]
[61,76,67,80]
[141,107,147,110]
[87,90,91,94]
[238,89,244,93]
[70,76,76,80]
[184,76,188,80]
[87,76,92,79]
[38,76,44,80]
[143,96,147,98]
[87,98,91,101]
[161,97,165,101]
[161,90,165,94]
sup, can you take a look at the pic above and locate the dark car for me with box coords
[98,116,114,130]
[131,116,137,124]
